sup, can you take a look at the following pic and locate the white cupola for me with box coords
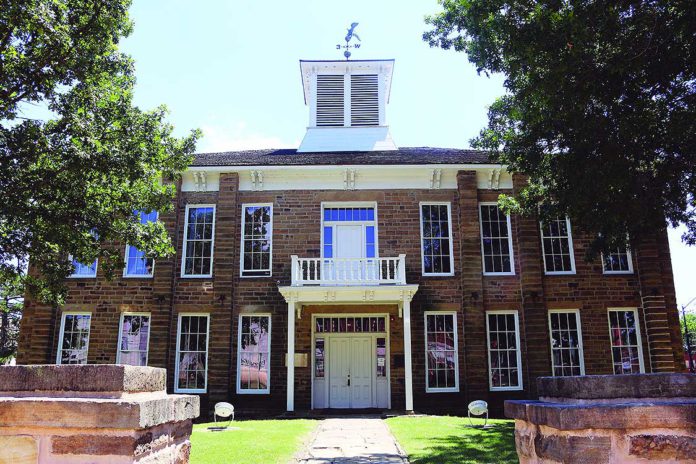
[297,59,397,152]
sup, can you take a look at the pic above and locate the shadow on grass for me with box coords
[401,422,518,464]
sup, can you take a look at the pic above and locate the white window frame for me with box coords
[236,313,272,395]
[486,310,524,391]
[123,211,158,278]
[548,309,585,376]
[601,247,634,275]
[607,307,645,374]
[424,311,460,393]
[116,312,151,365]
[240,203,273,278]
[320,201,379,260]
[68,255,98,278]
[540,217,576,275]
[479,202,515,276]
[181,204,216,278]
[419,202,455,277]
[174,313,210,393]
[56,311,92,364]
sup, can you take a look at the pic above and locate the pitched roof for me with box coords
[191,147,493,167]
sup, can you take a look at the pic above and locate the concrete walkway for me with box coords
[297,416,409,463]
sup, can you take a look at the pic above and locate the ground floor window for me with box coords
[486,311,523,391]
[424,312,459,393]
[57,312,91,364]
[237,314,271,394]
[117,313,151,366]
[175,314,209,393]
[548,310,585,376]
[608,308,644,374]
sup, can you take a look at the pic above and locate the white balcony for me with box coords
[290,254,407,286]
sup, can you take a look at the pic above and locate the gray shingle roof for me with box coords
[191,147,493,167]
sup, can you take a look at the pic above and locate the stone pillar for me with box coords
[0,365,199,464]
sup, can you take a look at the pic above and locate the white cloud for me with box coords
[197,120,297,153]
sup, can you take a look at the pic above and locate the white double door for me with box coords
[328,336,373,408]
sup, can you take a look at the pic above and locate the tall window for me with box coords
[241,205,273,277]
[486,311,523,390]
[548,310,585,376]
[322,205,377,259]
[124,211,158,277]
[480,203,514,275]
[420,203,454,276]
[182,205,215,277]
[70,257,97,278]
[603,246,633,274]
[57,312,91,364]
[424,312,459,392]
[608,309,644,374]
[540,217,576,274]
[237,315,271,394]
[175,314,209,393]
[117,313,151,366]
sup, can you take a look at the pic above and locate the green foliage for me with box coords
[386,416,517,464]
[425,1,696,253]
[190,419,318,464]
[0,274,23,362]
[680,311,696,352]
[1,0,200,304]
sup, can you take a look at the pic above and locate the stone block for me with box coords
[537,373,696,401]
[534,433,611,464]
[0,435,38,464]
[629,435,696,461]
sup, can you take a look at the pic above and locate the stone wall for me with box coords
[0,365,199,464]
[506,373,696,463]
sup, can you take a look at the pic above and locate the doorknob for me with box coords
[347,373,351,387]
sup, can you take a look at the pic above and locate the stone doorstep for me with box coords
[505,399,696,431]
[0,393,199,429]
[0,365,166,394]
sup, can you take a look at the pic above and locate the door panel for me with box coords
[328,337,350,408]
[351,337,373,408]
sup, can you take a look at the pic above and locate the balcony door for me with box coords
[335,225,364,259]
[322,204,377,284]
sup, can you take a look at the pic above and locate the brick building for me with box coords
[18,58,684,416]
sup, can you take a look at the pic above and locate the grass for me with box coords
[189,419,318,464]
[385,416,517,464]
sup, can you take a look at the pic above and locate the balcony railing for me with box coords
[290,254,406,286]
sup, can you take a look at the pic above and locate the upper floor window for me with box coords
[57,312,91,364]
[117,313,151,366]
[608,308,644,374]
[486,310,523,391]
[241,204,273,277]
[420,203,454,276]
[124,211,158,278]
[548,310,585,376]
[181,205,215,278]
[480,203,514,275]
[603,245,633,274]
[70,257,97,278]
[322,205,376,259]
[315,74,379,127]
[540,217,576,274]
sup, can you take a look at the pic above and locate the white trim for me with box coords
[187,164,508,173]
[419,202,455,276]
[423,311,460,393]
[67,256,98,278]
[56,311,92,365]
[240,203,274,278]
[236,313,272,395]
[601,248,635,275]
[540,217,577,275]
[174,313,210,393]
[547,309,585,376]
[116,312,151,366]
[180,204,216,278]
[320,202,379,261]
[485,310,524,391]
[479,202,515,276]
[607,307,645,374]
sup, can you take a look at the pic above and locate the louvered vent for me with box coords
[350,74,379,126]
[316,75,345,126]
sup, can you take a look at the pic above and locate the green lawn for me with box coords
[385,416,518,464]
[189,419,318,464]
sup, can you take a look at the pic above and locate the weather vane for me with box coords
[337,22,361,60]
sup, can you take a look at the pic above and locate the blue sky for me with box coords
[121,0,696,310]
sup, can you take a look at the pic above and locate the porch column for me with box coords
[286,300,295,412]
[403,297,414,411]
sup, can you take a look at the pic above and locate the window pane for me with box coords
[608,310,642,374]
[58,314,91,365]
[425,313,458,390]
[238,315,271,392]
[549,312,583,377]
[480,205,513,273]
[176,315,209,391]
[541,218,574,273]
[487,312,521,389]
[242,206,272,277]
[183,207,215,276]
[420,204,452,274]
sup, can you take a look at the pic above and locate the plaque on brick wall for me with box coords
[392,354,404,368]
[284,353,308,368]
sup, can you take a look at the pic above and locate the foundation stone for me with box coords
[0,365,199,464]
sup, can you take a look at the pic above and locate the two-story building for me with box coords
[17,57,684,416]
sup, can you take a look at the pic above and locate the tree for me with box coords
[0,275,22,364]
[1,0,200,304]
[424,1,696,252]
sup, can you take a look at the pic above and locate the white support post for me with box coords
[403,297,414,412]
[291,255,298,286]
[287,300,295,412]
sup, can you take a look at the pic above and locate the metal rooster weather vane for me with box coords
[337,22,361,60]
